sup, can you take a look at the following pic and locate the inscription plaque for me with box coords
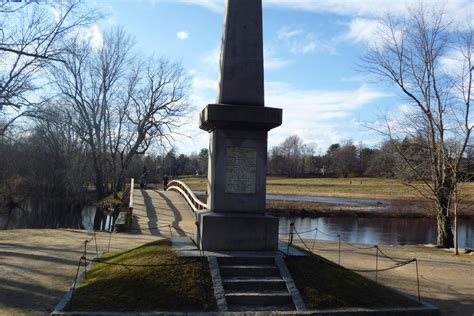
[225,147,256,194]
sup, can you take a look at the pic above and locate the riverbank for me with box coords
[267,199,474,219]
[179,176,474,201]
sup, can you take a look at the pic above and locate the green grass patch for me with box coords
[68,239,216,312]
[286,250,420,309]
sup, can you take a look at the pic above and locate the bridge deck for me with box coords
[131,189,196,237]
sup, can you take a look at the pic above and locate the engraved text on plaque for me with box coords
[225,147,256,194]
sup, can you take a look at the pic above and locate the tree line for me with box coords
[268,135,474,179]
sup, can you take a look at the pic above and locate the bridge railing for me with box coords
[166,180,207,213]
[115,178,134,232]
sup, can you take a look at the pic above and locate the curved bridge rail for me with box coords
[166,180,207,213]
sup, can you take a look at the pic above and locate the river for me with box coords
[279,217,474,249]
[3,196,472,249]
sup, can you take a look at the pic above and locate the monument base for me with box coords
[195,211,279,251]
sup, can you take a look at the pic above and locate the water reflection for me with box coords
[279,217,473,249]
[81,207,112,232]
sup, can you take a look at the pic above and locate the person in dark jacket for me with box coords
[163,174,169,190]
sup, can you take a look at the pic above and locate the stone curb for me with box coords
[274,256,306,311]
[208,256,228,312]
[53,252,101,314]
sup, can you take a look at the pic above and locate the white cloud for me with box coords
[265,82,391,149]
[276,26,333,55]
[343,18,380,45]
[177,31,190,40]
[265,0,473,23]
[67,24,103,48]
[439,50,464,75]
[277,27,303,40]
[176,0,223,12]
[201,46,220,69]
[264,49,291,70]
[173,0,473,29]
[190,71,217,91]
[174,81,390,153]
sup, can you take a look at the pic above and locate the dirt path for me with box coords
[292,239,474,316]
[0,189,196,315]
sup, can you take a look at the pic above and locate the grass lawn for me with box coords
[68,239,216,312]
[178,176,474,201]
[285,250,420,309]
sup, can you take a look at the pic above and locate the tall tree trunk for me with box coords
[93,171,105,230]
[436,207,454,248]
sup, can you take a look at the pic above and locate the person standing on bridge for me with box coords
[163,174,169,191]
[140,166,148,190]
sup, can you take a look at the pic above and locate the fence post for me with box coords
[287,222,294,256]
[415,259,421,303]
[93,231,99,258]
[338,234,341,265]
[311,228,318,251]
[83,240,88,278]
[375,246,379,283]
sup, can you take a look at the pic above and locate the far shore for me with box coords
[266,199,474,219]
[179,176,474,219]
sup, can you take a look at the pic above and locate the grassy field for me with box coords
[68,239,216,312]
[178,176,474,201]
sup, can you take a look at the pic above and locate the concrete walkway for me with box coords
[0,189,195,315]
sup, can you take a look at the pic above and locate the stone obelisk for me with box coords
[196,0,282,251]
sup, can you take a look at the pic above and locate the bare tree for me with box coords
[113,57,189,194]
[361,5,473,247]
[0,0,98,134]
[52,27,190,229]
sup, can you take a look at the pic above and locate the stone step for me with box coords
[228,304,296,312]
[217,256,275,266]
[220,265,280,277]
[223,279,287,291]
[225,292,293,306]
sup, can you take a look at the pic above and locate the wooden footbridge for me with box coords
[117,179,205,238]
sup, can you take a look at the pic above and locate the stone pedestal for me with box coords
[196,211,279,251]
[196,104,282,251]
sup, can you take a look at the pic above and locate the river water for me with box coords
[3,195,472,249]
[279,217,474,249]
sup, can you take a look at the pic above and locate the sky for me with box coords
[89,0,473,155]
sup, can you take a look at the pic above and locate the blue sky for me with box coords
[89,0,472,155]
